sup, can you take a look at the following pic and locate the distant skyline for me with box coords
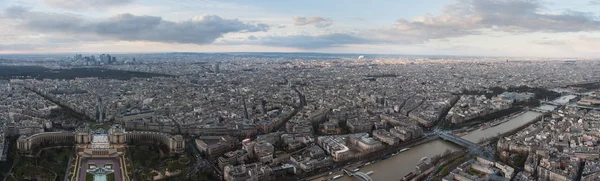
[1,0,600,58]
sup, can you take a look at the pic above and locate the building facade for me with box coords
[17,124,185,153]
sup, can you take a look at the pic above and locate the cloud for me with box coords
[42,0,136,11]
[4,0,600,52]
[228,0,600,50]
[2,7,269,45]
[375,0,600,43]
[258,33,371,49]
[293,16,333,28]
[590,0,600,5]
[473,0,600,32]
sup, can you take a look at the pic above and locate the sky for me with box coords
[1,0,600,58]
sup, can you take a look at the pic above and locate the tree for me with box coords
[513,154,528,168]
[439,166,450,176]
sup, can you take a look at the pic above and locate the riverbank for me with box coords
[304,136,444,181]
[336,139,461,181]
[412,151,468,181]
[309,108,547,181]
[461,111,543,143]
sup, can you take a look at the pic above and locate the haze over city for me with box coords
[1,0,600,57]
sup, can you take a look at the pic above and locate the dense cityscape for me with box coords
[0,53,599,181]
[2,0,600,180]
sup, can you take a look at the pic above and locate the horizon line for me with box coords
[0,51,593,59]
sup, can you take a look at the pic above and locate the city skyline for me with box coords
[1,0,600,58]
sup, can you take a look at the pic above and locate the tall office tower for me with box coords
[106,54,112,64]
[74,54,83,60]
[111,57,117,64]
[96,97,104,122]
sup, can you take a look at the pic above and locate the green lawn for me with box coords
[107,173,116,181]
[10,147,72,181]
[90,124,112,130]
[128,144,198,180]
[86,173,94,181]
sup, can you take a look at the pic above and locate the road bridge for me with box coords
[353,172,373,181]
[343,169,373,181]
[437,132,483,154]
[540,101,562,106]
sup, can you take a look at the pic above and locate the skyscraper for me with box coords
[74,54,83,61]
[106,54,112,64]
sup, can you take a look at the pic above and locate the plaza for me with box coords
[78,158,121,181]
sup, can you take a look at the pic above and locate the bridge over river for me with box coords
[437,131,489,159]
[343,169,373,181]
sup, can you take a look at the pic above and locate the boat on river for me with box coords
[333,175,343,179]
[399,148,410,153]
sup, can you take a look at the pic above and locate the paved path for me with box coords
[78,158,122,181]
[62,148,74,181]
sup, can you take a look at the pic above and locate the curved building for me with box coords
[125,131,185,153]
[17,125,185,153]
[17,132,75,152]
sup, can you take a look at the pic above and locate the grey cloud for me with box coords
[293,16,333,28]
[3,6,31,18]
[42,0,136,11]
[472,0,600,32]
[378,0,600,43]
[239,0,600,49]
[590,0,600,5]
[258,33,371,49]
[3,7,269,45]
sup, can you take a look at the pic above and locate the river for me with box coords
[337,139,461,181]
[333,111,543,181]
[461,111,543,143]
[327,105,552,181]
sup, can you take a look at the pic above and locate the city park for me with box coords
[1,123,211,181]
